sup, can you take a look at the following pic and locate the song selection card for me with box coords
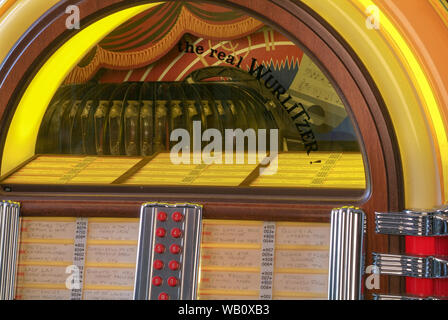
[198,221,330,300]
[16,218,140,300]
[17,218,330,300]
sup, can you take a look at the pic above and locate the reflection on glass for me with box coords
[2,2,365,190]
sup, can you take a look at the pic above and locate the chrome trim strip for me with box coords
[373,253,448,278]
[375,208,448,236]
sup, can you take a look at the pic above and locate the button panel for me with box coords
[134,203,202,300]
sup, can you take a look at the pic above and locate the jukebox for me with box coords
[0,0,447,300]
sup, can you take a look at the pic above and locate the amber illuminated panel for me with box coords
[2,156,141,184]
[16,217,139,300]
[252,152,365,189]
[198,220,330,300]
[16,218,329,300]
[122,153,260,186]
[1,152,365,188]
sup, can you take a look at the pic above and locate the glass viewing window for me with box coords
[0,2,366,191]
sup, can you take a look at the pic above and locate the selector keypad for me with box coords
[134,203,202,300]
[151,210,184,300]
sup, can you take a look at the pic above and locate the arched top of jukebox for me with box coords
[0,1,367,194]
[1,0,446,206]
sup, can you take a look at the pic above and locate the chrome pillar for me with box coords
[328,207,365,300]
[0,200,21,300]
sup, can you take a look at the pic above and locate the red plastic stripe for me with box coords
[406,236,435,255]
[405,236,435,297]
[435,237,448,297]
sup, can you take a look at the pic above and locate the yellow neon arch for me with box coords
[1,3,162,176]
[355,0,448,203]
[0,0,18,18]
[302,0,444,209]
[0,0,60,64]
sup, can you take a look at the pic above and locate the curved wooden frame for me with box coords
[0,0,404,295]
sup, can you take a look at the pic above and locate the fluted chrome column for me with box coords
[0,200,20,300]
[328,207,365,300]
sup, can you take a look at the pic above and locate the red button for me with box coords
[158,292,169,300]
[156,227,166,238]
[168,277,178,287]
[155,244,165,254]
[171,228,182,238]
[172,211,183,222]
[157,211,167,222]
[169,260,180,271]
[154,260,164,270]
[152,276,162,286]
[170,244,181,254]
